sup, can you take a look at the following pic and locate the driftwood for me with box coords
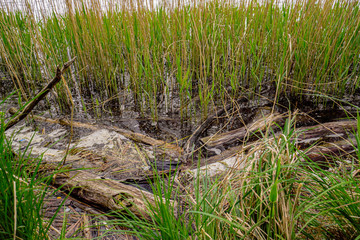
[302,141,357,164]
[199,119,358,166]
[295,120,357,147]
[52,170,176,220]
[201,112,285,148]
[7,110,183,158]
[5,57,77,131]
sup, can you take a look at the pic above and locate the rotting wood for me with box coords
[51,170,176,221]
[5,57,77,131]
[201,112,285,148]
[190,139,358,179]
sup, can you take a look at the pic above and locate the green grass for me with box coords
[1,0,359,119]
[1,1,360,238]
[0,95,63,240]
[91,113,360,239]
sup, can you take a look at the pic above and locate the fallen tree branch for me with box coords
[198,119,358,167]
[295,120,357,147]
[5,57,77,131]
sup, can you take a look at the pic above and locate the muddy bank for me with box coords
[2,69,360,239]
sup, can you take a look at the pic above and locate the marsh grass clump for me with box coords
[0,0,359,119]
[0,96,63,239]
[100,115,360,239]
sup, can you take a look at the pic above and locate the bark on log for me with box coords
[5,57,77,131]
[52,170,176,220]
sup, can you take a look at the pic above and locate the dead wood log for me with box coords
[201,112,285,148]
[300,140,357,164]
[199,119,358,167]
[7,111,183,158]
[52,170,176,220]
[5,57,77,131]
[294,120,357,147]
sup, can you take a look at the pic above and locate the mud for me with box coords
[2,75,360,239]
[4,93,359,184]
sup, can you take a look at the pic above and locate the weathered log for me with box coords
[295,120,357,146]
[199,119,358,167]
[7,111,183,158]
[301,140,357,164]
[5,57,77,131]
[52,170,176,220]
[189,139,357,179]
[201,112,285,148]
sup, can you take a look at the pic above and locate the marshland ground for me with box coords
[1,0,360,239]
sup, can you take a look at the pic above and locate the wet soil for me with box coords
[2,71,360,239]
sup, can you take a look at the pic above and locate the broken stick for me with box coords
[5,57,77,131]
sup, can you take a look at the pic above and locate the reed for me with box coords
[0,94,63,239]
[101,113,360,239]
[0,0,359,119]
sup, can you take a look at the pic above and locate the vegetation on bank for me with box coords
[105,114,360,239]
[1,0,360,118]
[1,0,360,239]
[2,104,360,238]
[0,95,62,239]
